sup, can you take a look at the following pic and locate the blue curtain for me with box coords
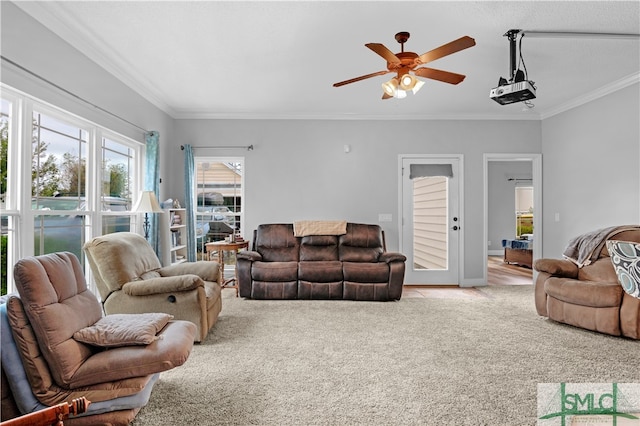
[144,131,160,255]
[183,144,196,262]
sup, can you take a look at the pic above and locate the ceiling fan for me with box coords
[333,32,476,99]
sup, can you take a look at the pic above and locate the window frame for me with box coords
[1,84,145,295]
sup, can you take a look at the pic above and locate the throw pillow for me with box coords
[74,313,173,347]
[606,240,640,298]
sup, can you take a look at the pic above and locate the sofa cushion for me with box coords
[343,262,389,283]
[339,223,384,262]
[298,261,343,282]
[607,240,640,298]
[300,235,339,261]
[344,282,389,301]
[534,259,578,278]
[298,281,343,300]
[250,281,298,299]
[255,224,300,262]
[83,232,163,299]
[122,275,203,296]
[544,277,623,308]
[73,313,173,348]
[13,253,103,388]
[577,257,619,283]
[63,320,195,388]
[159,261,219,283]
[252,261,299,282]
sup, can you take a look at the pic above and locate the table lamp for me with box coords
[132,191,163,240]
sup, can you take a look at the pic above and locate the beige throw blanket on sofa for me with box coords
[293,220,347,237]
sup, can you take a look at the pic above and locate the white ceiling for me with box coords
[15,1,640,120]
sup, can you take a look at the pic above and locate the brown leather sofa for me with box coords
[237,223,406,301]
[534,228,640,339]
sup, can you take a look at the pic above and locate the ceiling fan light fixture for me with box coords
[394,89,407,99]
[381,78,399,97]
[411,78,425,94]
[334,32,476,100]
[399,73,417,90]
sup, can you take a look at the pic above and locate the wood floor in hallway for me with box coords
[401,255,533,299]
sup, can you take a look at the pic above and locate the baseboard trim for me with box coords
[461,278,486,287]
[488,250,503,256]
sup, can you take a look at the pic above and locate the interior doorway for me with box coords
[483,154,541,284]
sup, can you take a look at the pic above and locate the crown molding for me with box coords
[540,72,640,120]
[170,111,542,121]
[13,2,178,118]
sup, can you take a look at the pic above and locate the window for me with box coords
[101,137,134,235]
[1,96,16,296]
[194,158,243,258]
[32,110,90,258]
[1,85,143,295]
[515,186,533,237]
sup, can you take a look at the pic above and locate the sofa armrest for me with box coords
[379,252,407,264]
[533,258,578,278]
[159,261,218,282]
[122,275,203,296]
[237,251,262,262]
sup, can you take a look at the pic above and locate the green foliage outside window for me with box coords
[1,235,7,295]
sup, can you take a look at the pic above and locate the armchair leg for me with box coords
[222,278,239,297]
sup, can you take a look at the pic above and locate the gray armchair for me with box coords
[83,232,222,342]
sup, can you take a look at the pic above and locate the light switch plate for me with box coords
[378,213,392,222]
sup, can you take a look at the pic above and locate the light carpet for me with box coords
[131,286,639,425]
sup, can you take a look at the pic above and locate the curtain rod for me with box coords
[181,144,254,151]
[1,55,149,134]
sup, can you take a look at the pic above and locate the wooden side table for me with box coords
[205,240,249,297]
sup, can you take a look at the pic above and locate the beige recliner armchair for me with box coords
[83,232,222,342]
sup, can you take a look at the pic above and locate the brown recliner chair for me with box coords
[4,252,196,425]
[83,232,222,342]
[534,228,640,339]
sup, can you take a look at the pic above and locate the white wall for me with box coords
[0,2,175,199]
[541,83,640,257]
[172,119,541,282]
[12,1,637,281]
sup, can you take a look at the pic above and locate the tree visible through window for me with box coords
[515,186,533,237]
[2,88,143,295]
[1,98,10,295]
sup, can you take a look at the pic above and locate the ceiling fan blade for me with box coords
[382,92,393,100]
[417,36,476,64]
[365,43,401,64]
[333,70,391,87]
[414,67,467,85]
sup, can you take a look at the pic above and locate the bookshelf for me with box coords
[162,208,187,266]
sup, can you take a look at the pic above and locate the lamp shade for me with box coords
[399,73,417,90]
[381,78,399,97]
[132,191,163,213]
